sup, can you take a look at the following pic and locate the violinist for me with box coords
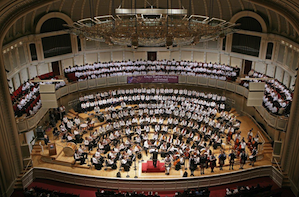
[160,142,168,158]
[143,139,150,156]
[247,129,253,141]
[92,154,103,170]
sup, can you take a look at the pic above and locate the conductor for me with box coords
[149,148,159,168]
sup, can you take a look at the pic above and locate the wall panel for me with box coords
[99,52,111,62]
[37,63,49,75]
[231,57,242,67]
[206,52,218,63]
[3,53,11,71]
[157,51,170,60]
[13,74,21,89]
[275,66,283,82]
[134,52,146,61]
[266,64,275,77]
[220,54,229,65]
[181,51,191,61]
[283,72,290,88]
[112,51,123,61]
[85,53,97,64]
[19,68,28,84]
[124,51,133,61]
[171,51,180,61]
[193,51,204,62]
[74,55,84,66]
[28,66,37,79]
[290,76,296,90]
[18,46,27,65]
[61,58,73,69]
[255,62,266,74]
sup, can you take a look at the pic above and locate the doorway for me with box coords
[52,61,60,76]
[147,52,157,61]
[244,60,252,75]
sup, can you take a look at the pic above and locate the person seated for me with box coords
[74,150,85,165]
[43,135,50,146]
[67,133,76,144]
[92,154,103,170]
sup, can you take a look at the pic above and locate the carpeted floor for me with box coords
[11,176,295,197]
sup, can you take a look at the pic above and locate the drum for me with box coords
[63,142,77,156]
[80,123,88,131]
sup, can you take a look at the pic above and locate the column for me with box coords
[281,67,299,196]
[0,51,23,197]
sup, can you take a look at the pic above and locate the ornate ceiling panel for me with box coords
[1,0,299,45]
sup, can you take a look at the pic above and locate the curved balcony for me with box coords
[16,75,288,134]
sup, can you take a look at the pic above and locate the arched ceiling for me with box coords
[1,0,299,45]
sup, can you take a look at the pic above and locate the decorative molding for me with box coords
[20,166,281,191]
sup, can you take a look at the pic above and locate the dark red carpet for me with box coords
[142,160,165,173]
[11,176,295,197]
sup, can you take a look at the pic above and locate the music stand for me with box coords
[48,143,57,156]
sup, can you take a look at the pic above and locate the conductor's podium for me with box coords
[142,160,165,173]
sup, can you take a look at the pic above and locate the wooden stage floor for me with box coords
[31,108,273,180]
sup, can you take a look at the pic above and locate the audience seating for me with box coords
[24,186,80,197]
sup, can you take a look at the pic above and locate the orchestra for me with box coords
[53,87,261,176]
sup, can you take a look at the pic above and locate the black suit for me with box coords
[152,150,158,168]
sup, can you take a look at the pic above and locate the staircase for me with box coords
[272,158,291,188]
[14,160,33,190]
[31,144,43,156]
[262,142,273,158]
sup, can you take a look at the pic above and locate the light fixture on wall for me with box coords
[65,7,238,47]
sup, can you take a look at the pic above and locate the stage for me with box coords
[31,106,273,180]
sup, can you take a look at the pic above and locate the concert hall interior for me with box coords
[1,0,299,197]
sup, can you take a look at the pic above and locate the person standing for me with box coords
[59,105,66,119]
[218,150,226,170]
[249,147,257,167]
[150,148,159,168]
[229,150,236,170]
[189,154,196,176]
[210,153,216,172]
[165,154,172,175]
[239,150,247,169]
[200,153,207,175]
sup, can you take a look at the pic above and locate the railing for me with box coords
[23,159,32,174]
[273,158,283,173]
[21,166,276,191]
[16,75,289,133]
[257,130,265,154]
